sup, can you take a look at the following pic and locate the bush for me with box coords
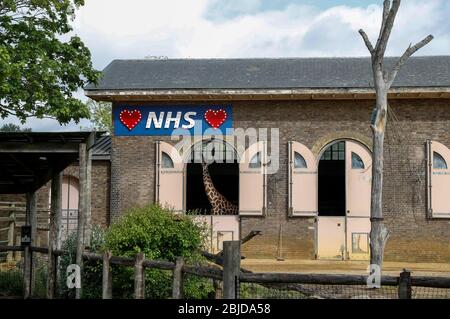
[58,225,105,299]
[0,269,23,297]
[104,204,213,299]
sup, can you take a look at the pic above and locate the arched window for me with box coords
[351,152,365,169]
[249,152,261,168]
[294,152,307,168]
[433,152,447,169]
[161,152,174,168]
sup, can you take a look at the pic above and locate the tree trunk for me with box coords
[370,89,389,272]
[359,2,432,276]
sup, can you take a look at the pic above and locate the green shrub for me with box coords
[104,204,213,299]
[32,260,48,298]
[58,225,105,299]
[0,269,23,297]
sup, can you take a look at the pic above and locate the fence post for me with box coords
[222,240,241,299]
[134,252,145,299]
[172,257,184,299]
[23,246,32,299]
[398,269,412,299]
[102,251,112,299]
[47,173,62,299]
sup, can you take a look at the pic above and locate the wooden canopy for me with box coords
[0,132,99,194]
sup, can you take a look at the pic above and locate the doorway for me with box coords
[184,139,240,253]
[317,140,372,260]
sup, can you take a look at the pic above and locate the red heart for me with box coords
[119,109,142,130]
[204,109,227,129]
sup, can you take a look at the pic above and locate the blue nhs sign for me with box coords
[113,105,233,136]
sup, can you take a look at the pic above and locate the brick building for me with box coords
[6,56,450,263]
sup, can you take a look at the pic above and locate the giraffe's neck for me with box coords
[202,163,221,202]
[201,162,238,215]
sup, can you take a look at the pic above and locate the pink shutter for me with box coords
[156,141,184,212]
[239,141,267,215]
[345,141,372,217]
[428,140,450,218]
[289,141,317,216]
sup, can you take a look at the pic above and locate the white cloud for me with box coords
[72,0,449,70]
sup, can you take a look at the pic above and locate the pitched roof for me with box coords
[85,56,450,91]
[91,135,111,160]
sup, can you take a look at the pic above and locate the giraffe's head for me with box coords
[201,161,211,172]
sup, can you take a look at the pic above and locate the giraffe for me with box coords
[201,162,238,215]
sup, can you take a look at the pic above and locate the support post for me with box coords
[134,253,145,299]
[398,270,412,299]
[23,191,37,299]
[47,173,62,299]
[76,143,87,299]
[7,212,14,262]
[84,148,92,248]
[23,246,32,299]
[102,251,112,299]
[172,257,184,299]
[222,240,241,299]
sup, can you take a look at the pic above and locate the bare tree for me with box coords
[358,0,433,275]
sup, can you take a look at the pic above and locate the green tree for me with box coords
[0,123,32,131]
[0,0,100,124]
[87,99,112,133]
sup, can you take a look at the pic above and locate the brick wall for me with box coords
[110,99,450,263]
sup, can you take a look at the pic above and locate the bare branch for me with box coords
[375,0,401,63]
[386,34,434,87]
[359,29,375,55]
[375,0,391,50]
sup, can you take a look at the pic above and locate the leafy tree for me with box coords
[0,0,100,124]
[0,123,32,131]
[87,99,112,133]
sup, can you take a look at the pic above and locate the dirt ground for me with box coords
[241,259,450,277]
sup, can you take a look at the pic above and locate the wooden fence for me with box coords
[2,241,450,299]
[0,201,51,263]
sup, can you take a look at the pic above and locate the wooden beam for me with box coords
[84,148,92,248]
[85,87,450,102]
[23,191,36,299]
[134,253,145,299]
[0,143,80,153]
[239,272,399,286]
[102,251,112,299]
[222,241,241,299]
[47,173,62,299]
[75,143,87,299]
[172,257,184,299]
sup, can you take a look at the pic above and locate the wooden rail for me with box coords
[240,272,399,286]
[2,244,450,299]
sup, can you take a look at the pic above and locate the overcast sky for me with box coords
[3,0,450,131]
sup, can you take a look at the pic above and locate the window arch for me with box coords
[161,152,174,168]
[433,151,447,169]
[351,152,365,169]
[294,152,307,168]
